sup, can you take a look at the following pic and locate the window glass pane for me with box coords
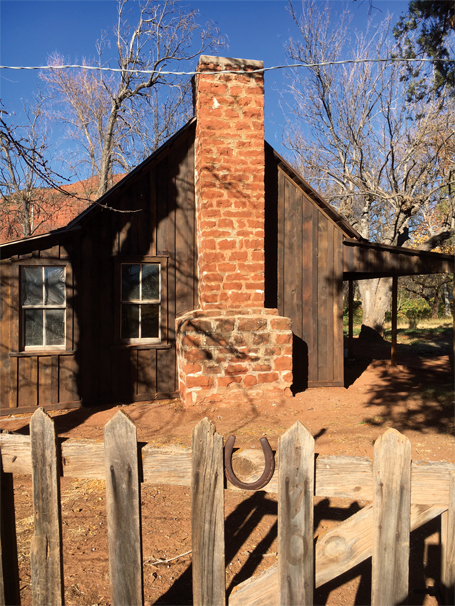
[141,304,160,338]
[22,267,43,305]
[142,264,160,301]
[122,265,140,301]
[45,267,65,305]
[45,309,65,346]
[122,304,139,338]
[24,309,43,346]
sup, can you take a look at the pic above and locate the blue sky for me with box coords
[1,0,409,173]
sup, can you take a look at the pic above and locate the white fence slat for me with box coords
[372,428,411,606]
[278,421,314,605]
[104,410,143,606]
[191,418,225,606]
[30,408,64,606]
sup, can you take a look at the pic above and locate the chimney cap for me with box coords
[197,55,264,71]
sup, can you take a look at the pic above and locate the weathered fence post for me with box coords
[441,470,455,604]
[104,410,143,606]
[278,421,314,606]
[191,418,225,606]
[30,408,64,606]
[372,428,411,606]
[0,455,20,606]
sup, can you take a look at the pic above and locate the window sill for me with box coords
[111,343,172,351]
[9,350,76,358]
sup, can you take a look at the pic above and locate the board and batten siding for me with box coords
[274,166,344,389]
[0,126,197,414]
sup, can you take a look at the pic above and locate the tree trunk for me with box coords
[431,290,441,319]
[443,283,451,317]
[358,277,393,337]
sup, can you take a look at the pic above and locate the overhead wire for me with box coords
[0,56,454,76]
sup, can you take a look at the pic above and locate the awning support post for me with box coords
[348,280,354,359]
[391,276,398,367]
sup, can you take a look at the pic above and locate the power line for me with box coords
[0,56,454,76]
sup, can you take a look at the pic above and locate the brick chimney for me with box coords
[194,55,266,307]
[176,56,293,407]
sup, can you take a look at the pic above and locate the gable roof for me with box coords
[0,118,196,257]
[267,143,363,241]
[1,120,453,279]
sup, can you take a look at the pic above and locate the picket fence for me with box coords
[0,408,454,606]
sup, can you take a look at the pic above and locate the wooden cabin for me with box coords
[1,55,453,415]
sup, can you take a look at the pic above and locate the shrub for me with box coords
[385,298,432,323]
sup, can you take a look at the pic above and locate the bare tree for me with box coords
[0,98,77,241]
[41,0,222,196]
[285,0,455,335]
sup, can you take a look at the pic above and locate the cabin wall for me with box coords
[271,166,344,389]
[0,131,197,415]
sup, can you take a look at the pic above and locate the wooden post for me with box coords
[348,279,354,358]
[372,428,411,606]
[191,418,225,606]
[104,410,143,606]
[278,421,314,606]
[452,277,454,373]
[0,459,20,606]
[441,471,455,604]
[391,277,398,367]
[30,408,64,606]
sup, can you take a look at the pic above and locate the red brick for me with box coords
[252,333,270,345]
[217,376,242,387]
[270,318,292,331]
[217,262,236,272]
[237,318,267,331]
[215,319,235,332]
[204,272,223,283]
[275,333,292,345]
[186,375,214,388]
[252,363,272,372]
[181,335,202,348]
[282,372,293,383]
[257,372,280,383]
[184,348,207,362]
[228,251,249,261]
[243,375,258,387]
[225,364,249,375]
[273,357,293,371]
[183,363,202,375]
[218,239,237,250]
[229,292,251,304]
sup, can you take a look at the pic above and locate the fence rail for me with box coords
[1,408,454,606]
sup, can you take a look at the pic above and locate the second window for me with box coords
[121,263,161,341]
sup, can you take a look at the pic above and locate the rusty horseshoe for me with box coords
[224,435,275,490]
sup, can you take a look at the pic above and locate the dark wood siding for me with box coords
[271,166,344,390]
[0,126,197,414]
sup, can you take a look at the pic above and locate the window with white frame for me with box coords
[21,266,66,348]
[121,263,161,341]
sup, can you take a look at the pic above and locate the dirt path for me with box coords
[2,349,454,605]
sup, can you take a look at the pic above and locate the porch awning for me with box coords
[343,238,454,280]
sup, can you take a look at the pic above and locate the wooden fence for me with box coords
[0,408,454,606]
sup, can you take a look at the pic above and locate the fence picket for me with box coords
[0,460,20,606]
[30,408,64,606]
[278,421,314,605]
[2,415,452,606]
[104,410,143,606]
[191,418,225,606]
[372,428,411,606]
[441,470,455,604]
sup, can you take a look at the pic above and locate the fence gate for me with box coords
[1,409,454,606]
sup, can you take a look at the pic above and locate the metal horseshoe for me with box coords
[224,435,275,490]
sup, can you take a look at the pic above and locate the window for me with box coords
[21,266,66,348]
[121,263,161,342]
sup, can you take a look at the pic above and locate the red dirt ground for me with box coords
[1,342,454,606]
